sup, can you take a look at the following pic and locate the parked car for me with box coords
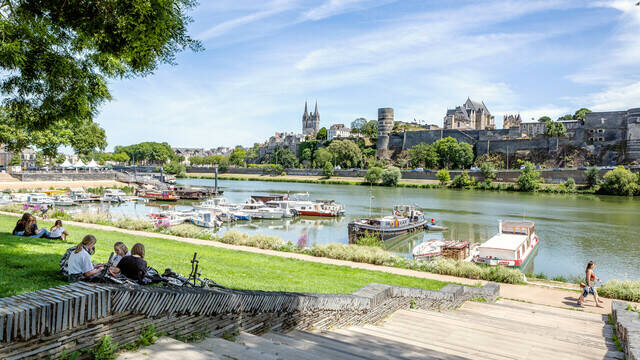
[470,167,480,172]
[578,167,588,170]
[412,168,424,172]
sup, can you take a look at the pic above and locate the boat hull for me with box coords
[348,220,427,244]
[297,210,338,217]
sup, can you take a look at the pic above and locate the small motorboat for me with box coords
[54,195,75,206]
[412,240,445,260]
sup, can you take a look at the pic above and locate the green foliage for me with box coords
[164,160,186,177]
[574,108,592,121]
[360,120,378,138]
[557,114,574,121]
[327,140,362,168]
[272,147,298,169]
[381,166,401,186]
[436,169,450,185]
[114,142,176,165]
[584,167,600,188]
[562,177,576,192]
[480,162,496,183]
[175,329,210,343]
[121,325,159,351]
[298,141,318,161]
[229,148,246,167]
[222,329,240,342]
[516,162,543,192]
[316,127,328,141]
[313,148,333,168]
[0,0,199,152]
[599,280,640,302]
[408,143,439,169]
[59,350,82,360]
[92,336,118,360]
[600,166,638,196]
[8,155,20,166]
[323,161,334,178]
[450,171,473,189]
[355,232,383,248]
[350,118,367,132]
[538,116,551,123]
[432,137,474,169]
[545,121,567,138]
[365,166,383,184]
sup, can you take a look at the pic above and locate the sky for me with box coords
[97,0,640,150]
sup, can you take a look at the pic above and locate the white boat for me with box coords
[188,211,221,228]
[54,195,75,206]
[11,193,29,202]
[0,193,13,205]
[264,200,297,218]
[473,220,540,269]
[70,189,94,202]
[412,240,445,260]
[193,197,229,210]
[103,189,128,202]
[26,193,55,206]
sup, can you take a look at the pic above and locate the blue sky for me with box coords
[97,0,640,150]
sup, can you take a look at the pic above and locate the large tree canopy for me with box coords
[0,0,201,153]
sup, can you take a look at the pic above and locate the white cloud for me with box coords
[302,0,395,21]
[583,82,640,111]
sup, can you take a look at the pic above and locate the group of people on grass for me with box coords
[12,213,68,239]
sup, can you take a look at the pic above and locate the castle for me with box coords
[444,98,495,130]
[302,101,320,136]
[503,114,522,129]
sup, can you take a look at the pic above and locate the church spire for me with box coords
[314,100,319,117]
[304,101,309,117]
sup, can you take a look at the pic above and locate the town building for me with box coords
[302,101,320,136]
[328,124,351,140]
[444,98,495,130]
[258,132,305,159]
[0,145,37,168]
[503,114,522,129]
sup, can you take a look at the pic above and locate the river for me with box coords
[74,178,640,281]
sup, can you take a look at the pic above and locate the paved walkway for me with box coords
[0,179,123,190]
[0,211,626,314]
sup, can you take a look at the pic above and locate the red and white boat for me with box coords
[296,202,342,217]
[473,220,540,269]
[137,189,179,201]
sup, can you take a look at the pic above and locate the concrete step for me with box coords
[117,337,222,360]
[262,331,379,360]
[235,332,328,360]
[193,337,279,360]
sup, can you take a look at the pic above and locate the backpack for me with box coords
[59,246,77,275]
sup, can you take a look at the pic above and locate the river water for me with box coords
[77,178,640,281]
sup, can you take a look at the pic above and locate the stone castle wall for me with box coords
[0,282,499,359]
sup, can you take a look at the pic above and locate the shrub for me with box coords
[113,217,154,231]
[92,336,118,360]
[355,232,383,248]
[450,171,473,189]
[322,161,334,178]
[584,167,600,188]
[599,166,638,196]
[381,166,401,186]
[562,177,576,192]
[516,162,542,192]
[436,169,450,185]
[365,166,383,184]
[307,243,398,265]
[405,257,525,284]
[480,162,496,183]
[599,280,640,302]
[218,230,284,250]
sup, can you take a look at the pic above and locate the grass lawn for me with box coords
[0,214,447,298]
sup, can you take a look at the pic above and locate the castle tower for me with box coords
[302,101,320,135]
[376,108,394,159]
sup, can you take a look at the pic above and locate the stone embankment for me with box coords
[612,301,640,360]
[0,281,498,359]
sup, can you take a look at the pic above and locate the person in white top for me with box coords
[112,242,130,266]
[66,235,103,278]
[49,220,69,240]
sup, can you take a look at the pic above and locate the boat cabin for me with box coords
[441,241,470,261]
[478,220,535,262]
[361,216,410,228]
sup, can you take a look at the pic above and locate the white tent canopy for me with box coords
[86,159,99,168]
[60,159,72,168]
[73,159,86,168]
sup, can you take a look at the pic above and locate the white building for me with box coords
[328,124,351,140]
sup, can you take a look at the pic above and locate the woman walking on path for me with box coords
[577,261,604,308]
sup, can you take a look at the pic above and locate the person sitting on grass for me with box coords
[12,213,31,236]
[117,243,148,283]
[577,261,604,308]
[48,220,69,240]
[23,214,50,238]
[65,235,104,281]
[112,241,130,266]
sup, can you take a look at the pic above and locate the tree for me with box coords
[381,166,401,186]
[9,154,21,166]
[298,141,318,160]
[55,154,66,165]
[273,147,298,168]
[245,143,260,163]
[350,118,367,133]
[432,137,473,169]
[0,0,200,152]
[480,162,496,183]
[313,148,332,168]
[322,161,334,178]
[451,171,473,188]
[229,148,246,166]
[558,114,574,121]
[408,143,439,169]
[365,166,383,184]
[538,116,551,123]
[327,140,362,168]
[517,162,543,192]
[114,142,175,165]
[600,166,638,196]
[316,128,328,141]
[545,121,567,151]
[574,108,592,121]
[455,142,474,169]
[584,167,600,189]
[164,160,186,177]
[301,148,312,162]
[360,120,378,138]
[436,169,450,185]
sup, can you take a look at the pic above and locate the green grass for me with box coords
[0,214,447,298]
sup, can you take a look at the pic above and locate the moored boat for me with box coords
[348,205,428,243]
[473,220,540,269]
[54,195,75,206]
[137,189,179,201]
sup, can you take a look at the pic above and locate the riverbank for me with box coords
[1,211,637,313]
[0,179,126,191]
